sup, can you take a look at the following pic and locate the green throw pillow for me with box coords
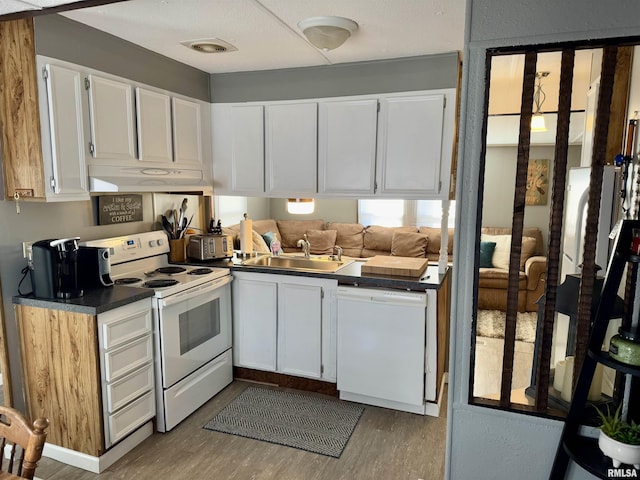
[479,241,496,268]
[261,231,276,247]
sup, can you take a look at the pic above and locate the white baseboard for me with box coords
[42,421,153,473]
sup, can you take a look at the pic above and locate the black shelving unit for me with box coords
[550,219,640,479]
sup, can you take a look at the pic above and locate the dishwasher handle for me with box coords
[337,286,427,307]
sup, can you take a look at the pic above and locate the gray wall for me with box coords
[34,15,210,101]
[448,0,640,479]
[481,145,582,248]
[210,53,460,102]
[268,198,358,223]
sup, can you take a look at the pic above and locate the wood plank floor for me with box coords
[35,381,447,480]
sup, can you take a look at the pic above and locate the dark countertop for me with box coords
[178,256,449,292]
[12,285,155,315]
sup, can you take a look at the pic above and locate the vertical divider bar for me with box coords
[500,50,537,406]
[572,45,618,394]
[535,48,576,411]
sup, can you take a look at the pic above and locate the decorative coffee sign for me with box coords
[98,195,143,225]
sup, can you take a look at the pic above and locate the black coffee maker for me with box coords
[31,237,84,299]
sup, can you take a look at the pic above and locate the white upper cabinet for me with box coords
[377,93,446,196]
[136,87,172,164]
[87,74,137,162]
[265,102,317,196]
[318,98,378,195]
[40,63,89,201]
[212,104,264,194]
[172,97,202,166]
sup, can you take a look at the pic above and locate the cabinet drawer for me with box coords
[106,362,154,414]
[107,390,155,446]
[104,334,153,382]
[99,299,152,350]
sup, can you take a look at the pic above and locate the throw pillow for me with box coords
[479,241,496,268]
[480,234,512,270]
[480,234,538,271]
[251,230,270,253]
[306,229,337,255]
[391,231,429,257]
[261,231,277,248]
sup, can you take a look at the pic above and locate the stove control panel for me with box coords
[82,231,170,266]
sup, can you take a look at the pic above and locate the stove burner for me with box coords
[188,268,213,275]
[144,279,180,289]
[156,266,187,275]
[115,277,142,285]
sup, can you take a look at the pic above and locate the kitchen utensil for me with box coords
[161,215,174,239]
[173,209,179,238]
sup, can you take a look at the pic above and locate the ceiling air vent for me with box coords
[180,38,238,53]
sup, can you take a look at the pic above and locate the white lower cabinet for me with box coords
[97,298,155,449]
[232,271,337,381]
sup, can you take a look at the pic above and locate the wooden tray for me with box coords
[360,255,429,278]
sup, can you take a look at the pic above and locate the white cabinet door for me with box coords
[277,283,322,379]
[377,94,445,196]
[172,97,202,166]
[136,87,172,164]
[212,104,264,194]
[318,98,378,195]
[87,74,136,161]
[265,102,317,195]
[42,64,89,200]
[232,276,277,371]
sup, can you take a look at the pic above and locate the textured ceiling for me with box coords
[59,0,466,74]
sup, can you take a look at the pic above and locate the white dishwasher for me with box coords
[336,286,430,415]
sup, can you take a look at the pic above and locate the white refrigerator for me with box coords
[561,165,621,280]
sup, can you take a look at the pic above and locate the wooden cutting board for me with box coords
[360,255,429,278]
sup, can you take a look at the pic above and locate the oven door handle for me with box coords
[158,275,232,308]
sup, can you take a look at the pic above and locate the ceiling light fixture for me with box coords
[531,71,550,132]
[287,198,315,215]
[298,16,358,51]
[180,38,237,54]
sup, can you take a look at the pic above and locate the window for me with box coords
[214,196,247,227]
[358,199,455,227]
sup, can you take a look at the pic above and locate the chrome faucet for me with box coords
[297,234,311,258]
[333,245,343,262]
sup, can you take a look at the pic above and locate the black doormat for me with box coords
[203,386,364,458]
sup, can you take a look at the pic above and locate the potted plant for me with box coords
[595,404,640,468]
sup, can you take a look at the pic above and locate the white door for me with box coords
[172,97,202,165]
[87,74,136,161]
[377,94,445,196]
[265,102,317,195]
[43,64,88,199]
[212,104,265,194]
[277,283,322,378]
[318,98,378,195]
[136,87,172,164]
[232,277,277,371]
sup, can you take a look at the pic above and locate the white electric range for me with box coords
[83,231,233,432]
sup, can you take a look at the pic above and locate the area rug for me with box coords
[203,386,364,458]
[476,309,537,343]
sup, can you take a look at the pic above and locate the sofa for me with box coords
[225,219,546,313]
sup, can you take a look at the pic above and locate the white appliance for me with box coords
[561,165,621,280]
[83,231,233,432]
[336,286,436,415]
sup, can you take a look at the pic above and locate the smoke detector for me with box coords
[180,38,237,53]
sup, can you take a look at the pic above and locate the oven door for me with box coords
[157,275,232,388]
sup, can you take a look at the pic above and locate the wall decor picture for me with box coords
[526,159,549,206]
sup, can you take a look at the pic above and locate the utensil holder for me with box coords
[169,238,186,263]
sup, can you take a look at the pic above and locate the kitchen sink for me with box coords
[241,255,353,273]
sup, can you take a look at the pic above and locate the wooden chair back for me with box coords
[0,406,48,479]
